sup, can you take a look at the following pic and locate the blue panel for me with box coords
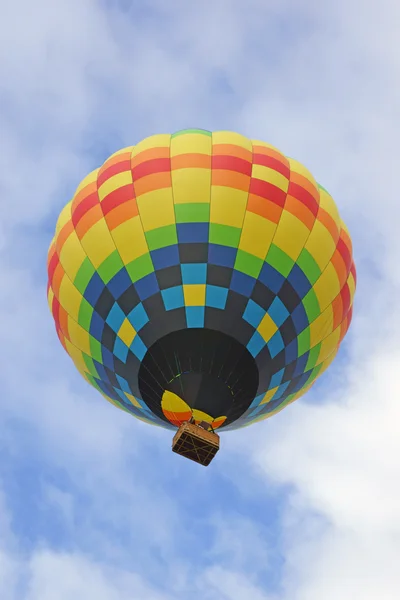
[93,361,108,382]
[205,285,228,309]
[267,331,285,358]
[270,368,284,388]
[248,393,265,410]
[243,299,266,328]
[130,335,147,360]
[108,268,132,299]
[186,306,205,328]
[106,303,126,332]
[134,272,159,301]
[89,310,105,341]
[258,263,285,294]
[230,270,256,297]
[161,285,184,310]
[287,263,312,298]
[271,381,290,400]
[208,244,236,268]
[113,337,129,362]
[101,347,115,371]
[177,222,209,243]
[285,338,299,365]
[247,331,265,357]
[116,375,132,394]
[291,303,309,333]
[181,263,207,284]
[84,272,104,306]
[128,303,149,331]
[268,297,290,327]
[151,245,180,270]
[293,352,309,377]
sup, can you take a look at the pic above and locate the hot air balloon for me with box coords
[47,129,356,466]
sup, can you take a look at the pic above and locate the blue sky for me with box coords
[1,1,399,598]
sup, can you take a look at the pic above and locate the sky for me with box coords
[0,0,399,598]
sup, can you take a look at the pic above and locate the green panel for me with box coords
[172,129,212,137]
[302,288,321,322]
[175,203,210,223]
[266,244,294,277]
[74,257,96,295]
[297,249,321,285]
[306,344,321,371]
[234,250,263,278]
[89,336,103,363]
[297,328,311,356]
[83,353,100,378]
[209,223,241,248]
[78,299,94,332]
[97,250,124,284]
[307,363,322,384]
[145,225,178,250]
[126,253,154,282]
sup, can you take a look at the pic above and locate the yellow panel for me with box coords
[318,326,341,363]
[171,133,212,155]
[212,131,252,150]
[118,319,136,347]
[260,387,279,404]
[171,168,211,204]
[73,169,98,197]
[55,202,72,234]
[210,187,248,227]
[80,220,117,268]
[305,219,336,270]
[64,339,87,374]
[317,348,338,372]
[287,158,318,187]
[67,317,91,355]
[98,170,133,202]
[133,134,171,153]
[313,262,341,312]
[107,146,134,160]
[239,212,276,258]
[192,409,214,423]
[309,305,333,348]
[318,187,340,224]
[58,275,83,321]
[161,390,191,414]
[137,188,175,230]
[347,271,356,300]
[58,231,87,281]
[183,284,206,306]
[250,139,282,152]
[112,216,148,264]
[258,313,278,341]
[273,210,310,261]
[251,164,289,191]
[47,286,54,312]
[125,392,142,408]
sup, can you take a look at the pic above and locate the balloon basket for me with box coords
[172,422,220,466]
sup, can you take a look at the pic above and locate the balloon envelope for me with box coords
[47,129,356,431]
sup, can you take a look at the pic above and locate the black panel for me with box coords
[138,328,259,428]
[117,284,140,315]
[179,243,209,263]
[95,288,115,320]
[206,264,233,288]
[155,265,182,289]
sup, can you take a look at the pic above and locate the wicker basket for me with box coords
[172,422,220,466]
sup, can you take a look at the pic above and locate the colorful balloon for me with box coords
[47,129,356,435]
